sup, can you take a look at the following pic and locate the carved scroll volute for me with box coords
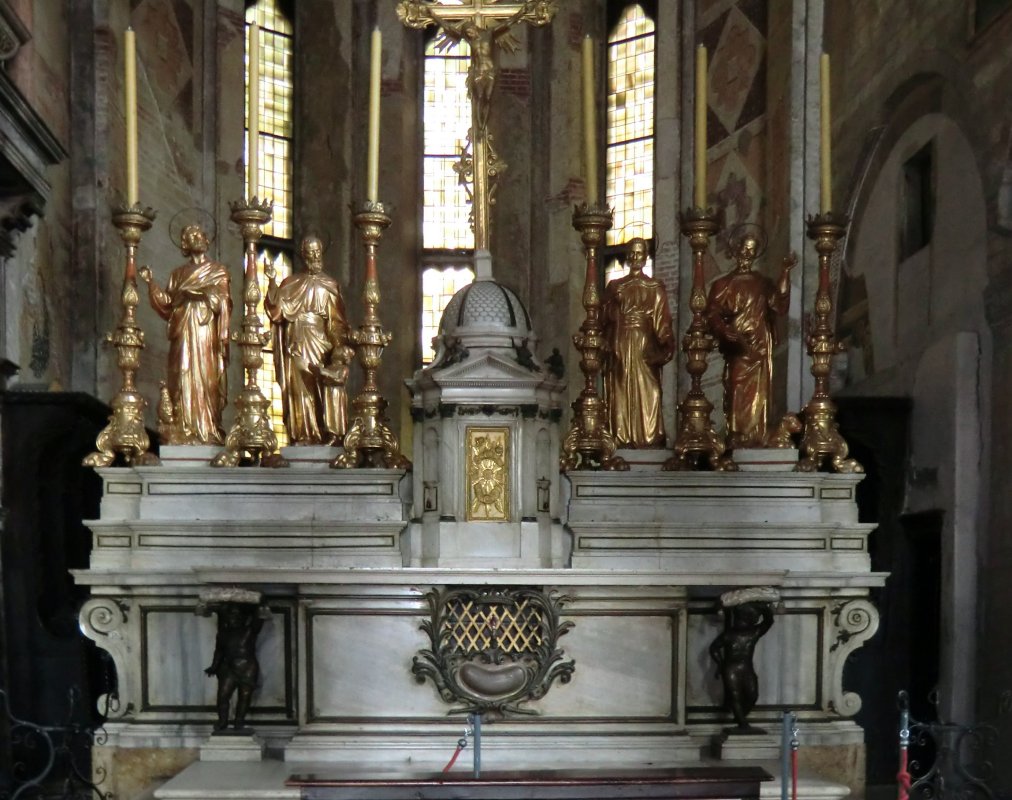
[79,597,135,719]
[827,598,880,716]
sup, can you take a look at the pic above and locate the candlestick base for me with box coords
[84,204,161,468]
[560,203,628,473]
[665,207,734,472]
[795,212,861,474]
[211,197,284,469]
[332,202,411,471]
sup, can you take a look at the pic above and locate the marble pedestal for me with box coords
[281,445,341,468]
[714,731,781,760]
[200,733,265,762]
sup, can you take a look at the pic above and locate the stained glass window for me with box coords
[422,36,475,362]
[246,0,294,444]
[604,4,655,281]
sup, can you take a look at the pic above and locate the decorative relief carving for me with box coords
[0,8,26,62]
[79,598,134,719]
[828,599,879,716]
[465,426,510,521]
[412,586,575,716]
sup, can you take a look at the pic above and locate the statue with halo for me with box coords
[264,236,353,446]
[139,222,231,445]
[705,225,796,448]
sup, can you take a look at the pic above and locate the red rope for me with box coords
[897,747,911,800]
[442,742,465,774]
[791,746,798,800]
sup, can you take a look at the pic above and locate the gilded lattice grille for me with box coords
[443,597,543,655]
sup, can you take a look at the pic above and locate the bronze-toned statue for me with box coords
[139,225,231,445]
[706,227,796,448]
[602,238,676,448]
[709,587,778,732]
[264,237,353,445]
[197,589,269,733]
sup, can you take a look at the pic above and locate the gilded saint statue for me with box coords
[706,228,797,448]
[139,224,231,445]
[602,238,676,448]
[264,236,353,446]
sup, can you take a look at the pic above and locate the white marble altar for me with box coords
[75,278,883,800]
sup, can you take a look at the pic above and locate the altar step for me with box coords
[154,760,852,800]
[281,724,700,764]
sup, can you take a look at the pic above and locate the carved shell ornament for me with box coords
[411,587,575,716]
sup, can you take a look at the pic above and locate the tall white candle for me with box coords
[247,22,260,199]
[582,36,598,205]
[125,28,138,207]
[820,53,832,214]
[366,27,382,204]
[694,44,707,210]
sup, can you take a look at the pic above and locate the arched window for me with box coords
[604,3,656,284]
[420,36,475,364]
[246,0,293,443]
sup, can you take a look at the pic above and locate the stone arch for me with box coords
[840,70,990,725]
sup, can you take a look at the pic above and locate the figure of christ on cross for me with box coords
[398,0,557,252]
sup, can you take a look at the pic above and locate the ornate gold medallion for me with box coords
[465,427,510,521]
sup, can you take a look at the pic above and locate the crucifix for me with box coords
[398,0,557,266]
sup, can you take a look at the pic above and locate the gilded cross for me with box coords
[398,0,557,260]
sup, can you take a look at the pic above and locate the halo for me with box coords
[299,230,334,257]
[168,207,218,249]
[725,222,768,261]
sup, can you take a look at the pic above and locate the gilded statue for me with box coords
[709,587,778,732]
[602,238,676,448]
[264,236,353,446]
[706,227,796,448]
[399,1,553,132]
[139,224,231,445]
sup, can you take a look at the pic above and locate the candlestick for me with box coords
[366,28,382,204]
[820,53,832,214]
[247,22,260,199]
[664,207,732,472]
[125,28,138,207]
[333,201,410,470]
[211,196,285,468]
[582,36,598,205]
[83,203,159,468]
[694,44,707,210]
[796,212,861,473]
[560,204,628,472]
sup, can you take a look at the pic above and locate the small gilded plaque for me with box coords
[465,426,510,521]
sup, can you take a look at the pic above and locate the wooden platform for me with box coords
[288,767,771,800]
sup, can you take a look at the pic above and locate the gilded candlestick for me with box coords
[333,201,411,470]
[664,206,733,471]
[84,203,161,468]
[211,197,285,468]
[560,203,628,472]
[796,211,861,473]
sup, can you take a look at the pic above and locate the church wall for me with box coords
[55,0,246,419]
[826,0,1011,769]
[2,0,72,389]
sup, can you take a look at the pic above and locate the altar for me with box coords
[72,3,883,800]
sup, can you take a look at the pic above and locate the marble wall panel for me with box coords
[307,611,444,720]
[306,603,677,722]
[141,604,293,717]
[536,614,675,719]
